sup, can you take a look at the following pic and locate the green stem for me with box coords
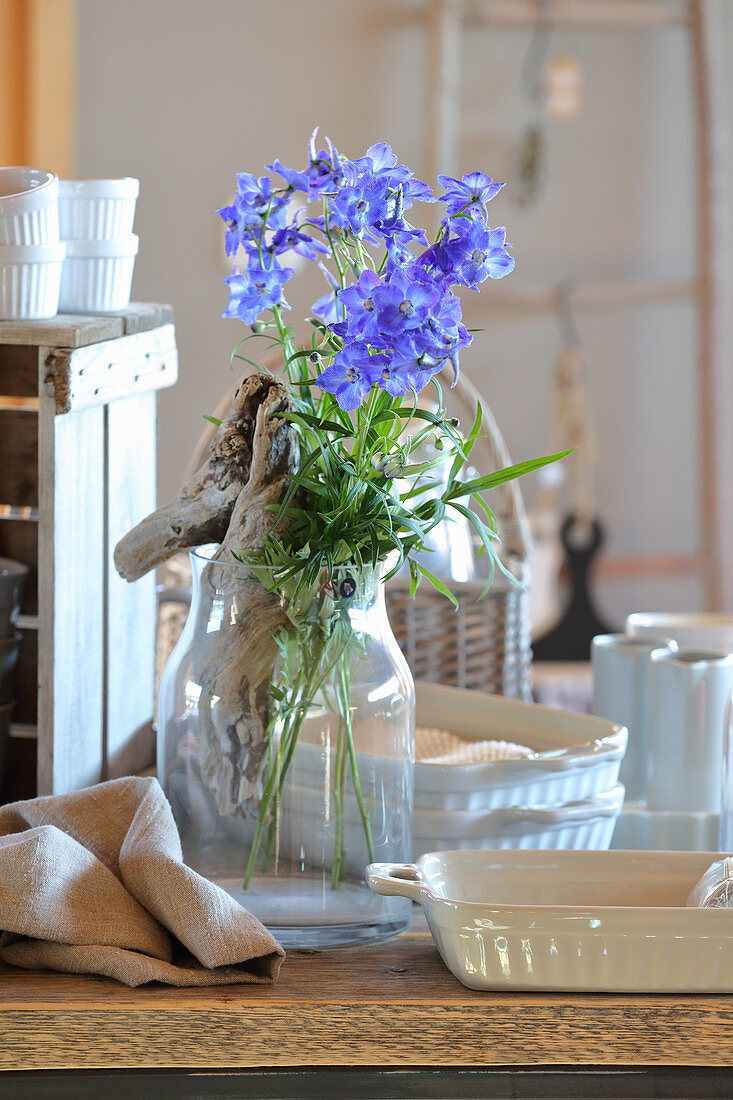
[330,707,348,889]
[341,659,375,866]
[243,619,341,888]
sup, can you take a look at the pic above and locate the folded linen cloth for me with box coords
[0,775,284,987]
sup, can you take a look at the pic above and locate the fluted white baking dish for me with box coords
[367,849,733,992]
[0,167,59,246]
[58,234,138,312]
[58,177,139,239]
[414,682,627,810]
[291,682,626,812]
[412,785,624,857]
[0,242,65,319]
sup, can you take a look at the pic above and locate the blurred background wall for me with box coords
[68,0,731,622]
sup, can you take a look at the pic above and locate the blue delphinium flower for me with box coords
[236,173,289,232]
[336,270,381,335]
[316,345,380,410]
[319,256,474,407]
[267,159,312,194]
[216,202,247,257]
[219,134,514,409]
[371,270,439,336]
[222,261,293,326]
[270,224,327,262]
[389,345,442,394]
[328,175,386,239]
[371,355,411,398]
[438,171,505,219]
[445,223,515,288]
[311,290,341,326]
[326,144,434,247]
[269,128,346,200]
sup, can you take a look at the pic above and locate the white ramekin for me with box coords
[58,177,139,240]
[0,168,59,246]
[0,242,66,320]
[58,235,138,312]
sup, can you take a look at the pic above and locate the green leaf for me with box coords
[417,563,459,609]
[446,449,572,501]
[202,414,222,428]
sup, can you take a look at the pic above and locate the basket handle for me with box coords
[473,391,531,563]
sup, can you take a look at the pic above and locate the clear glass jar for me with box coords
[157,545,415,948]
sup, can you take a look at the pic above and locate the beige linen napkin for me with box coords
[0,775,285,987]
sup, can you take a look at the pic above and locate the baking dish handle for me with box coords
[366,862,428,902]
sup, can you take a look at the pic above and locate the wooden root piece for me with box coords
[192,384,300,816]
[114,373,288,583]
[114,372,300,815]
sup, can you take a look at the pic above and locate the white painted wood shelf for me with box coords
[0,304,178,801]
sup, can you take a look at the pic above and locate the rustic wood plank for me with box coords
[104,393,157,778]
[38,357,105,795]
[0,304,175,349]
[0,935,731,1073]
[0,345,41,397]
[45,324,178,415]
[0,315,124,349]
[115,303,175,336]
[0,408,38,507]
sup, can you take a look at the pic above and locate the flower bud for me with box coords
[372,453,405,479]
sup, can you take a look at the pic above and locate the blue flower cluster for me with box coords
[315,171,514,410]
[218,130,515,407]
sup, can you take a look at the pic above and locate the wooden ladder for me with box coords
[421,0,730,609]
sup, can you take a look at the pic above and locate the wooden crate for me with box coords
[0,304,178,798]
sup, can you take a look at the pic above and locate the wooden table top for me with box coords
[1,928,733,1073]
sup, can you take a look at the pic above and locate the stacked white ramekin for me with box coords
[0,167,65,320]
[0,170,140,319]
[58,178,139,312]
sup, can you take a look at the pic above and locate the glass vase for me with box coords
[157,545,415,948]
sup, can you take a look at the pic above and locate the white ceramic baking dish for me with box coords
[0,167,59,246]
[414,682,626,810]
[58,177,139,239]
[290,683,626,812]
[58,234,138,312]
[367,849,733,992]
[0,242,65,319]
[412,785,624,857]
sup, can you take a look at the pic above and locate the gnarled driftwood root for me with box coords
[114,373,289,582]
[114,373,300,815]
[192,384,300,814]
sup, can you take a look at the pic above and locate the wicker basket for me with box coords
[386,398,532,701]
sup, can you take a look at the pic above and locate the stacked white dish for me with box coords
[411,682,627,857]
[0,167,65,319]
[269,684,627,868]
[58,178,139,312]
